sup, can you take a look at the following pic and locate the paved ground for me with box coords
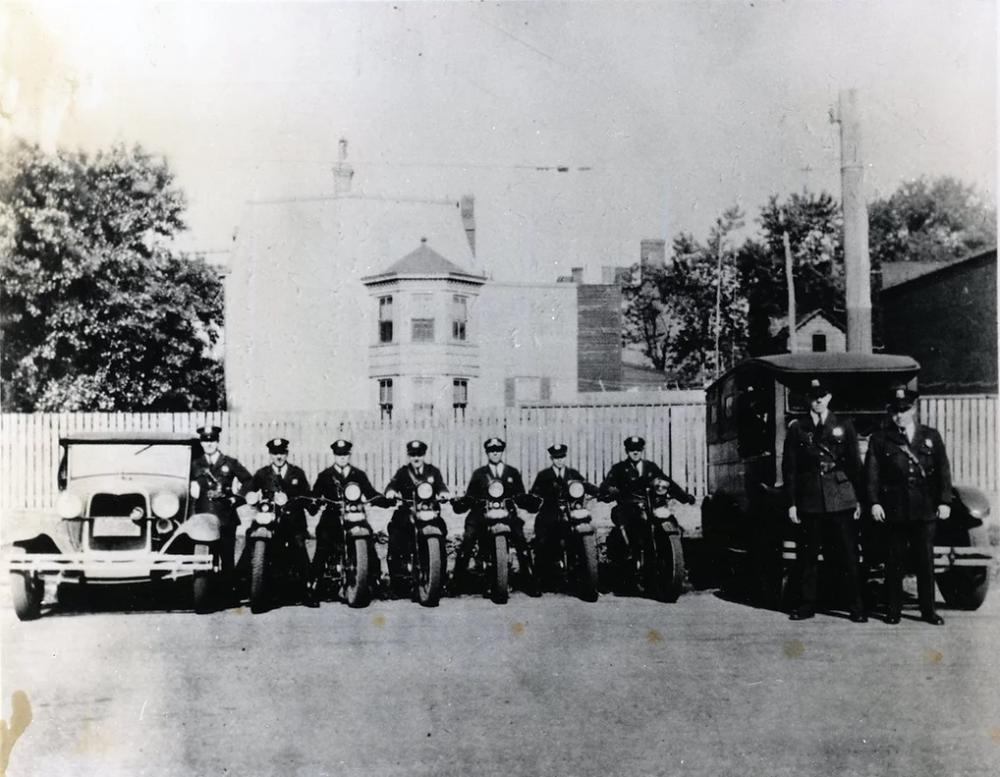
[2,576,999,777]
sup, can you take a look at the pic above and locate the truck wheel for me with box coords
[249,538,269,614]
[344,537,372,608]
[578,533,599,602]
[416,536,443,608]
[11,572,42,621]
[491,535,509,604]
[192,543,213,614]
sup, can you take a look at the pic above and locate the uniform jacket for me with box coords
[312,464,381,515]
[599,459,668,504]
[781,411,860,515]
[466,463,526,501]
[864,422,952,523]
[385,463,449,501]
[243,463,311,530]
[190,453,252,517]
[530,466,596,516]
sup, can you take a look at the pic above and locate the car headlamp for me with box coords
[416,482,434,500]
[57,492,84,519]
[151,492,180,519]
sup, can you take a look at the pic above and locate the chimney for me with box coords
[640,239,666,271]
[333,138,354,195]
[571,267,584,284]
[460,194,475,256]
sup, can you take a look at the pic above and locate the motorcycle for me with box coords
[605,477,696,602]
[241,488,295,613]
[387,482,447,607]
[307,484,380,608]
[548,480,600,602]
[453,484,540,605]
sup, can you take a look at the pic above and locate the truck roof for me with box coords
[708,352,920,392]
[59,431,200,445]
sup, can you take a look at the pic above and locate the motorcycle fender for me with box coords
[571,522,595,536]
[656,519,681,536]
[248,526,274,540]
[179,512,222,544]
[415,510,439,522]
[485,509,509,521]
[488,523,511,537]
[347,525,372,539]
[420,525,444,538]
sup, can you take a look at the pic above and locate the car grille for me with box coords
[88,493,148,551]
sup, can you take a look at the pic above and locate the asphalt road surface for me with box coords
[2,579,999,777]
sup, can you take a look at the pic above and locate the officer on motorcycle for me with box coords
[452,437,539,596]
[529,444,598,591]
[384,440,451,598]
[308,440,386,601]
[599,436,681,592]
[189,425,252,604]
[241,438,312,606]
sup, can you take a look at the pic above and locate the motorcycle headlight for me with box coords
[151,491,180,518]
[274,491,288,506]
[416,482,434,500]
[57,492,84,518]
[652,478,670,496]
[256,512,275,526]
[567,481,585,499]
[344,483,362,502]
[245,491,260,505]
[189,480,201,499]
[487,481,504,499]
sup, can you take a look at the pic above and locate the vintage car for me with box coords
[701,352,996,610]
[4,432,223,620]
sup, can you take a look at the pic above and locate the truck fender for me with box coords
[177,512,222,543]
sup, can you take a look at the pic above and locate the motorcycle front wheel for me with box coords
[654,529,685,603]
[578,533,600,602]
[344,536,372,608]
[415,535,443,607]
[491,534,509,605]
[249,538,269,614]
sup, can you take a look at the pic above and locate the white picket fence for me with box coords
[1,395,995,513]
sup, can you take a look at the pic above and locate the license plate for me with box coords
[92,517,143,537]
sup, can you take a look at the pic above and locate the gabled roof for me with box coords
[362,240,486,284]
[772,308,846,337]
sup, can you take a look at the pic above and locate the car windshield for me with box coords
[67,443,191,480]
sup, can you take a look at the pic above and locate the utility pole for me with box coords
[833,89,873,353]
[713,238,723,378]
[784,231,797,352]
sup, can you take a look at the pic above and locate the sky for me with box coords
[1,0,996,282]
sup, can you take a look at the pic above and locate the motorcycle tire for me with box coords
[578,533,600,602]
[415,535,443,607]
[192,542,213,614]
[491,535,509,605]
[655,531,685,603]
[344,537,372,608]
[249,538,269,614]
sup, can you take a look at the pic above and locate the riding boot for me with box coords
[449,552,469,594]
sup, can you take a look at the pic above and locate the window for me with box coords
[378,296,393,343]
[412,318,435,342]
[452,295,468,341]
[453,379,468,408]
[413,377,435,416]
[812,333,827,352]
[378,379,393,407]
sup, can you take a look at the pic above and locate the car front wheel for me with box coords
[11,572,43,621]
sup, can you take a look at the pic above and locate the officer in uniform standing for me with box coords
[452,437,539,596]
[242,438,312,606]
[782,378,867,622]
[189,425,252,603]
[529,444,598,591]
[384,440,451,597]
[864,385,952,625]
[308,440,386,601]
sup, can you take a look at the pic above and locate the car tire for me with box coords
[11,572,43,621]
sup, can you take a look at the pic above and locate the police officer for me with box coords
[308,440,385,601]
[599,436,674,592]
[782,378,866,622]
[453,437,539,596]
[384,440,450,597]
[242,438,312,606]
[189,425,252,602]
[864,385,952,625]
[529,444,598,591]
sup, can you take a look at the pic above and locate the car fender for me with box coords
[176,512,222,543]
[3,509,76,554]
[952,485,993,524]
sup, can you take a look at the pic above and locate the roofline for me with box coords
[881,247,996,295]
[707,352,921,392]
[361,271,487,286]
[60,432,200,444]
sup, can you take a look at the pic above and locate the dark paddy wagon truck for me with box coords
[700,353,996,610]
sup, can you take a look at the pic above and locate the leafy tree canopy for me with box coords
[0,141,224,411]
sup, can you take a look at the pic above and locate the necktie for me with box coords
[492,465,501,478]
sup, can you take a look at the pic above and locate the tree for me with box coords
[0,141,224,411]
[869,176,996,267]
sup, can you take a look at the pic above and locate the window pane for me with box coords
[379,321,393,343]
[453,379,468,405]
[412,318,435,342]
